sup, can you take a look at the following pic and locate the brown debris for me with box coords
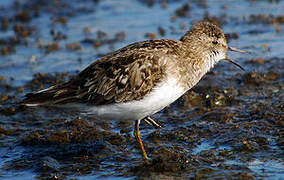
[115,31,126,41]
[275,24,281,33]
[45,43,60,53]
[249,14,284,24]
[52,31,67,41]
[158,26,166,36]
[26,72,70,90]
[52,16,68,25]
[225,32,239,41]
[1,46,15,55]
[0,107,16,116]
[66,42,82,51]
[244,58,265,64]
[93,40,101,48]
[0,76,6,81]
[47,131,70,144]
[1,18,9,31]
[203,12,227,26]
[0,126,14,137]
[175,3,191,18]
[145,32,156,39]
[161,0,168,8]
[14,11,31,23]
[13,24,35,38]
[132,147,189,175]
[195,0,208,8]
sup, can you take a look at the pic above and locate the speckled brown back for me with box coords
[23,39,183,105]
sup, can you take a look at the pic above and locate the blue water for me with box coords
[1,0,284,85]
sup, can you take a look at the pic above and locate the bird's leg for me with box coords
[134,119,148,160]
[143,116,162,129]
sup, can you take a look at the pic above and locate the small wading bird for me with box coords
[23,21,246,160]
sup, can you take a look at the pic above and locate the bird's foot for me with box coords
[143,116,162,129]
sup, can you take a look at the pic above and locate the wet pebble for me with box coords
[36,156,61,172]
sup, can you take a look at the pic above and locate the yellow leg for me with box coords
[134,120,148,160]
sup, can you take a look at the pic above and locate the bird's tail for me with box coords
[22,86,56,106]
[22,85,79,106]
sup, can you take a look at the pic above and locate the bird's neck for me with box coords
[182,48,221,90]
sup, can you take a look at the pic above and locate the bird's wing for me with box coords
[23,40,181,106]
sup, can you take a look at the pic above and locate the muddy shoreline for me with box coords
[0,0,283,179]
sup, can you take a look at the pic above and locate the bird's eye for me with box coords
[212,41,218,45]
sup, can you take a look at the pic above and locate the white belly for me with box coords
[85,77,186,121]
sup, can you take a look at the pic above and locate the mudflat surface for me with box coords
[0,0,283,179]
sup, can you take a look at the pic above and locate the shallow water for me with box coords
[0,0,283,179]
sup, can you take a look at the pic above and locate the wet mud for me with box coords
[0,0,283,179]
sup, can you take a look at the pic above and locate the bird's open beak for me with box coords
[224,46,247,71]
[228,46,248,54]
[224,57,245,71]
